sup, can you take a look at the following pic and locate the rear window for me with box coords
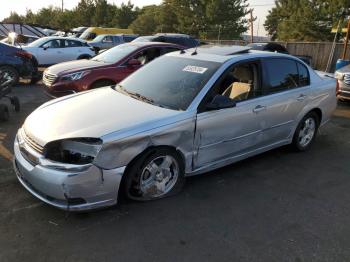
[297,62,310,87]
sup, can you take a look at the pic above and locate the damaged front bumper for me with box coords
[14,137,126,211]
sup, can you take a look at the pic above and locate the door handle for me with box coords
[253,105,266,113]
[296,94,307,101]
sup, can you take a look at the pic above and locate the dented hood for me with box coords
[23,87,181,146]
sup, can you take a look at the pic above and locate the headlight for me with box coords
[44,138,102,165]
[60,71,91,82]
[335,71,344,80]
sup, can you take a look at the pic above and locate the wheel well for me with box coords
[78,54,91,59]
[309,108,322,124]
[118,145,186,200]
[89,79,116,89]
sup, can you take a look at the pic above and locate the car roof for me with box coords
[167,45,296,63]
[40,36,86,42]
[126,41,182,48]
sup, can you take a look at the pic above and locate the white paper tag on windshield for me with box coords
[183,65,208,74]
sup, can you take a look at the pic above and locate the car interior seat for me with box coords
[223,66,253,101]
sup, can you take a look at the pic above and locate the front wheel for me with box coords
[124,148,185,201]
[291,112,319,151]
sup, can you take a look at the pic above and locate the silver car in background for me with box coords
[335,64,350,101]
[13,46,337,211]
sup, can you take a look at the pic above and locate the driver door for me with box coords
[194,60,265,169]
[40,39,65,65]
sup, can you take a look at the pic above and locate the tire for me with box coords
[11,96,20,112]
[0,66,19,86]
[291,111,320,152]
[124,148,185,201]
[90,80,115,89]
[0,104,9,121]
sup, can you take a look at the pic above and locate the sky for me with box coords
[0,0,275,36]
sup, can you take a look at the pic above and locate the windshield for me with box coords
[92,44,138,63]
[116,56,221,111]
[80,31,96,41]
[91,35,105,42]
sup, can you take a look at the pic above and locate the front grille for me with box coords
[22,130,44,154]
[43,72,57,86]
[344,73,350,86]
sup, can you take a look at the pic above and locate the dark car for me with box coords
[132,33,199,48]
[0,42,38,86]
[248,42,312,65]
[43,42,183,98]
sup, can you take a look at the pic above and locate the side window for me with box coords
[65,40,83,47]
[132,48,161,65]
[42,40,60,49]
[113,36,121,43]
[123,36,134,42]
[161,47,181,55]
[103,36,113,43]
[297,62,310,87]
[263,58,299,94]
[204,61,261,107]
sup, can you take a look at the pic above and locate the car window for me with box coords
[131,47,162,65]
[263,58,299,94]
[123,36,136,42]
[42,40,61,49]
[161,47,181,55]
[204,61,261,106]
[117,56,221,111]
[103,36,113,43]
[113,36,121,43]
[91,44,139,63]
[297,62,310,87]
[64,40,83,47]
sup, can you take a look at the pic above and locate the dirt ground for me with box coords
[1,84,350,262]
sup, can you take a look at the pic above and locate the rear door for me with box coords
[257,57,311,145]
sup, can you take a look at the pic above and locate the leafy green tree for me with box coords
[114,1,139,29]
[129,5,161,35]
[265,0,350,41]
[2,12,24,23]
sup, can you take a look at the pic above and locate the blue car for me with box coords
[0,42,38,86]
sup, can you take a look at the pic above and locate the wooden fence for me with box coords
[206,40,350,72]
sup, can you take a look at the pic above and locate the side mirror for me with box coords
[43,46,48,50]
[206,95,236,110]
[127,59,141,67]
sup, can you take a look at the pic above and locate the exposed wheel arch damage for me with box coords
[94,117,196,173]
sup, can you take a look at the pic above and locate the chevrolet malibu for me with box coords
[14,46,337,211]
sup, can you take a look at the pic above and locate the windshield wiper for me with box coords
[115,84,155,105]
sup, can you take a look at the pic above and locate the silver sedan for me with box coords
[14,46,337,211]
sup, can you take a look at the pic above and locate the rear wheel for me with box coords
[291,112,319,151]
[0,104,9,121]
[0,66,19,86]
[11,96,20,112]
[124,148,185,201]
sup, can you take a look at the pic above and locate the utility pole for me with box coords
[217,25,222,43]
[61,0,64,12]
[250,9,254,43]
[342,18,350,59]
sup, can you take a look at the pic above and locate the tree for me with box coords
[264,0,350,41]
[129,5,161,35]
[2,12,24,23]
[74,0,95,26]
[114,1,139,29]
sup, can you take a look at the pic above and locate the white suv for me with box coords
[23,37,95,66]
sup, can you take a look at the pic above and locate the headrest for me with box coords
[233,66,253,82]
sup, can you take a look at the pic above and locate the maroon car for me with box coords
[42,42,183,97]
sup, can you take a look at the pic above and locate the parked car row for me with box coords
[13,44,337,211]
